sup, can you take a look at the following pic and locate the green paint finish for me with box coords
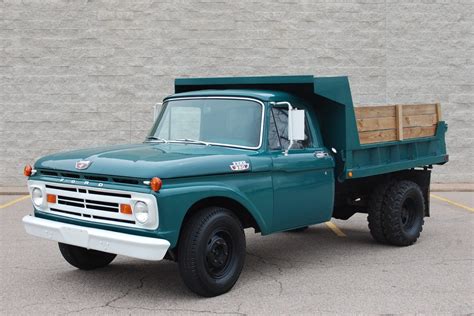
[34,143,260,179]
[167,89,293,102]
[270,149,334,231]
[156,167,274,247]
[27,75,447,248]
[345,121,448,180]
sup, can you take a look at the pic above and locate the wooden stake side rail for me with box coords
[355,103,441,144]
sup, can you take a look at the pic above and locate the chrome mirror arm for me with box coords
[271,101,294,156]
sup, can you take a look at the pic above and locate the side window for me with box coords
[268,107,312,150]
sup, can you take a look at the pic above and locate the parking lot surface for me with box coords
[1,192,473,315]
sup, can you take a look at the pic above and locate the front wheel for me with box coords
[178,207,246,297]
[58,243,116,270]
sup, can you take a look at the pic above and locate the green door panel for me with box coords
[271,149,335,231]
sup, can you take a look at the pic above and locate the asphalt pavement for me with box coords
[1,192,473,315]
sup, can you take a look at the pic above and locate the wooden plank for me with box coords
[359,129,397,144]
[403,104,437,115]
[436,103,442,121]
[355,105,396,119]
[396,104,403,140]
[359,125,436,144]
[404,126,437,139]
[403,114,438,127]
[356,116,396,132]
[356,104,438,118]
[356,103,440,144]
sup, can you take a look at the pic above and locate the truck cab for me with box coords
[23,75,448,297]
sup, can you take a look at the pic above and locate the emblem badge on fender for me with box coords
[230,161,249,171]
[75,160,92,170]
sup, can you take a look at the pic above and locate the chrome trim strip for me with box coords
[154,96,266,150]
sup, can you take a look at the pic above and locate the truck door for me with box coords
[268,106,335,231]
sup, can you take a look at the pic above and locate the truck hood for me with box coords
[34,143,256,179]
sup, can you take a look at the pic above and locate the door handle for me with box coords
[314,151,329,159]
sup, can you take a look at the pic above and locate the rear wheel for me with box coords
[367,181,394,244]
[382,181,425,246]
[58,243,116,270]
[178,207,246,297]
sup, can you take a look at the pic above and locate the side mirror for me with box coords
[153,102,163,121]
[271,101,306,155]
[285,108,305,155]
[289,109,305,142]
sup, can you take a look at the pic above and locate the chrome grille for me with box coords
[28,181,160,230]
[57,195,119,212]
[45,184,136,225]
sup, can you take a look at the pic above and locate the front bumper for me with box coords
[23,215,170,261]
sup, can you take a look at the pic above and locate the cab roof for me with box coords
[165,89,295,102]
[168,75,360,156]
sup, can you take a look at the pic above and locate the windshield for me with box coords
[147,98,264,149]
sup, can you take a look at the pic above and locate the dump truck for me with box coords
[22,75,448,297]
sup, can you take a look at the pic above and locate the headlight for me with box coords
[32,187,44,207]
[134,201,149,223]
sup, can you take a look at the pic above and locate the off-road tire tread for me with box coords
[367,180,395,243]
[178,207,245,297]
[382,180,425,246]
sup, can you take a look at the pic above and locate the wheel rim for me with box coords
[205,230,233,278]
[401,197,418,231]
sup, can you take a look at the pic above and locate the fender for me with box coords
[155,182,273,248]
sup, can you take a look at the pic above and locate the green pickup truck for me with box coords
[23,75,448,297]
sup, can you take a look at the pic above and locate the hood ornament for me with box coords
[75,160,92,170]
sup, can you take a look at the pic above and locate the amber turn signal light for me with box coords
[150,177,162,192]
[47,194,57,204]
[120,204,132,215]
[24,164,32,176]
[347,171,353,178]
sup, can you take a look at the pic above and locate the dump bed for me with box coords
[174,75,448,181]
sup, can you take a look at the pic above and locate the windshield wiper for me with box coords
[169,138,210,146]
[145,136,168,143]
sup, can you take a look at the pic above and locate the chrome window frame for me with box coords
[152,96,266,150]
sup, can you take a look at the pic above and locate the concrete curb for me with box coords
[431,183,474,192]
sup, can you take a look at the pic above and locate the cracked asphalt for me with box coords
[1,193,473,315]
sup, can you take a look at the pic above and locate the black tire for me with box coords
[58,243,116,270]
[286,226,309,233]
[382,181,425,246]
[367,181,394,244]
[178,207,246,297]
